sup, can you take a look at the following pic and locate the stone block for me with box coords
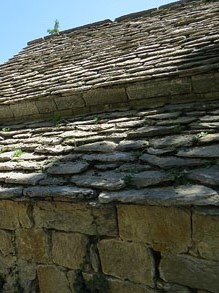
[92,205,118,236]
[17,259,37,293]
[52,232,88,269]
[0,105,13,120]
[193,207,219,261]
[34,201,96,234]
[192,72,219,93]
[126,78,191,100]
[0,200,32,230]
[98,239,155,286]
[0,230,14,256]
[10,101,39,118]
[108,278,156,293]
[83,86,127,106]
[37,265,71,293]
[54,94,85,109]
[34,201,117,236]
[35,97,57,114]
[160,253,219,292]
[118,205,191,252]
[16,229,50,263]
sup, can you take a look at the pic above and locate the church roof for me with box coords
[0,0,218,108]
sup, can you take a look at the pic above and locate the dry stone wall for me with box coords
[0,200,218,292]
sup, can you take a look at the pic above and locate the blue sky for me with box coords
[0,0,174,64]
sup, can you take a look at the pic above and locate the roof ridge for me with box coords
[27,0,211,46]
[27,19,112,45]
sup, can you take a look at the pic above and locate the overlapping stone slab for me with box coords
[0,100,218,203]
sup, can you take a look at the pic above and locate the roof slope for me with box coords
[0,0,219,105]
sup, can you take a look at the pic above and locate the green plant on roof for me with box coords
[13,149,25,158]
[192,131,208,145]
[52,113,62,127]
[122,174,134,187]
[47,19,60,35]
[1,127,10,132]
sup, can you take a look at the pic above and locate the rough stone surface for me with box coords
[16,229,50,262]
[71,170,126,190]
[99,185,219,206]
[118,205,191,252]
[193,207,219,261]
[23,185,95,199]
[0,230,14,256]
[186,167,219,186]
[150,134,194,148]
[47,161,89,174]
[37,265,71,293]
[128,125,179,138]
[0,200,32,230]
[34,201,96,234]
[140,153,204,169]
[107,278,155,293]
[133,170,174,187]
[177,144,219,158]
[98,239,154,286]
[52,232,88,269]
[160,254,219,293]
[4,172,46,185]
[0,186,23,198]
[75,141,118,153]
[34,201,117,236]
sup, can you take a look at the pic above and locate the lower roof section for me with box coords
[0,98,219,206]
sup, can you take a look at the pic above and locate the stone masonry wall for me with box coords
[0,199,218,293]
[1,72,219,123]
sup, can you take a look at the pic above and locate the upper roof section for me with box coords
[0,0,219,121]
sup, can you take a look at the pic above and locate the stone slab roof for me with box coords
[0,0,218,107]
[1,99,219,206]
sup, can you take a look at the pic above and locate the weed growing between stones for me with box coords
[122,174,134,187]
[13,149,25,158]
[167,168,188,186]
[1,127,10,132]
[52,114,62,127]
[192,131,208,145]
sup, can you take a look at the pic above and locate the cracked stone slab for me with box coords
[75,141,118,153]
[156,117,196,126]
[127,125,180,138]
[0,186,23,198]
[133,171,174,187]
[60,130,97,138]
[147,147,175,155]
[4,172,46,185]
[71,170,126,191]
[0,162,17,171]
[35,145,73,154]
[23,185,95,199]
[82,152,135,162]
[0,151,14,162]
[99,185,219,206]
[146,112,181,120]
[47,161,89,175]
[186,168,219,186]
[150,134,194,148]
[177,144,219,158]
[117,140,148,151]
[140,153,205,169]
